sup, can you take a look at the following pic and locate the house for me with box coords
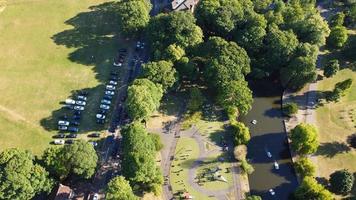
[52,184,74,200]
[171,0,199,12]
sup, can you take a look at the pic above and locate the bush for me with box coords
[324,59,340,78]
[294,157,316,177]
[245,195,262,200]
[329,169,354,195]
[283,103,298,116]
[290,123,319,155]
[231,122,250,145]
[328,26,348,48]
[187,87,204,113]
[149,133,164,151]
[335,78,353,91]
[241,159,254,175]
[234,145,247,161]
[330,12,345,27]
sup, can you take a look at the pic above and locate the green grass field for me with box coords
[0,0,125,155]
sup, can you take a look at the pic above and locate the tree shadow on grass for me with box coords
[316,142,351,158]
[40,2,128,134]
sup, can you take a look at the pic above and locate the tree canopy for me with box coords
[291,123,319,155]
[0,149,53,200]
[125,79,163,120]
[43,140,98,179]
[328,25,348,48]
[324,59,339,78]
[141,60,178,92]
[295,157,315,178]
[106,176,137,200]
[294,176,333,200]
[329,169,354,195]
[231,121,251,145]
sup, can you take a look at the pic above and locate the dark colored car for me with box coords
[110,76,119,81]
[68,127,79,133]
[66,134,77,138]
[96,119,105,124]
[65,139,75,144]
[110,71,119,76]
[60,115,68,120]
[70,121,80,126]
[79,91,89,96]
[73,115,81,120]
[74,110,81,115]
[103,95,113,100]
[88,133,100,138]
[53,134,65,138]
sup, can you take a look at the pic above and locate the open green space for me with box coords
[315,68,356,179]
[0,0,126,155]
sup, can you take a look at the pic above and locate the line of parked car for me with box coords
[95,48,127,125]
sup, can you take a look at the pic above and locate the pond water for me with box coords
[241,80,298,200]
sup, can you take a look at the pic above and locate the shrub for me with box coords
[245,195,262,200]
[187,87,204,113]
[283,103,298,116]
[327,26,348,48]
[294,157,316,177]
[329,169,354,195]
[231,122,250,145]
[324,59,340,78]
[149,133,164,151]
[241,159,254,175]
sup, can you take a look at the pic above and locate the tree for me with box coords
[0,148,53,200]
[106,176,137,200]
[161,43,185,62]
[125,79,163,120]
[280,56,317,90]
[324,59,340,78]
[294,176,333,200]
[149,133,164,151]
[283,103,298,116]
[330,12,345,27]
[329,169,354,195]
[295,157,315,177]
[335,78,353,92]
[117,0,150,37]
[147,11,203,54]
[245,195,262,200]
[195,0,244,36]
[234,145,247,161]
[43,140,98,179]
[121,122,163,194]
[328,26,348,48]
[187,87,205,113]
[241,159,254,175]
[231,122,251,145]
[217,79,253,116]
[141,60,178,91]
[290,123,319,155]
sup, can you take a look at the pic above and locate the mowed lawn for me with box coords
[315,69,356,179]
[0,0,121,155]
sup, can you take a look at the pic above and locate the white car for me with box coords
[75,100,86,106]
[113,62,122,67]
[269,189,275,196]
[77,95,87,101]
[106,85,116,90]
[54,139,65,145]
[89,141,98,147]
[266,151,272,158]
[74,106,85,111]
[100,104,110,110]
[101,99,111,105]
[109,80,117,85]
[96,114,106,119]
[105,90,115,96]
[274,161,279,170]
[65,99,76,105]
[58,120,70,126]
[58,125,68,131]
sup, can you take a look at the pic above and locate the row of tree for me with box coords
[0,140,98,199]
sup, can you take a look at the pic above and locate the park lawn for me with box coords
[315,69,356,179]
[170,137,213,200]
[0,0,123,155]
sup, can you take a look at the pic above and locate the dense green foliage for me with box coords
[106,176,137,200]
[329,169,354,195]
[294,176,333,200]
[328,26,348,48]
[283,103,298,116]
[324,59,340,78]
[43,140,98,179]
[125,79,163,120]
[231,122,251,145]
[291,123,319,155]
[149,133,164,151]
[240,159,254,175]
[0,149,53,200]
[245,195,262,200]
[117,0,151,37]
[141,60,178,91]
[330,12,345,27]
[295,157,316,178]
[121,122,163,194]
[187,87,205,113]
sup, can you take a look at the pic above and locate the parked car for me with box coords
[63,104,74,109]
[106,85,116,91]
[65,99,76,105]
[76,100,86,106]
[93,193,99,200]
[58,125,68,131]
[105,90,115,96]
[113,62,122,67]
[89,133,100,138]
[97,109,107,114]
[58,120,70,126]
[96,114,106,119]
[77,95,87,101]
[109,80,117,85]
[96,119,105,124]
[79,91,89,96]
[66,134,77,138]
[100,104,110,110]
[53,134,65,138]
[74,110,81,115]
[65,139,75,144]
[110,71,119,76]
[60,115,68,120]
[54,139,65,145]
[269,189,275,196]
[101,99,111,105]
[70,121,80,126]
[74,106,85,111]
[103,95,113,100]
[110,76,119,81]
[68,127,79,133]
[274,161,279,170]
[73,115,81,120]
